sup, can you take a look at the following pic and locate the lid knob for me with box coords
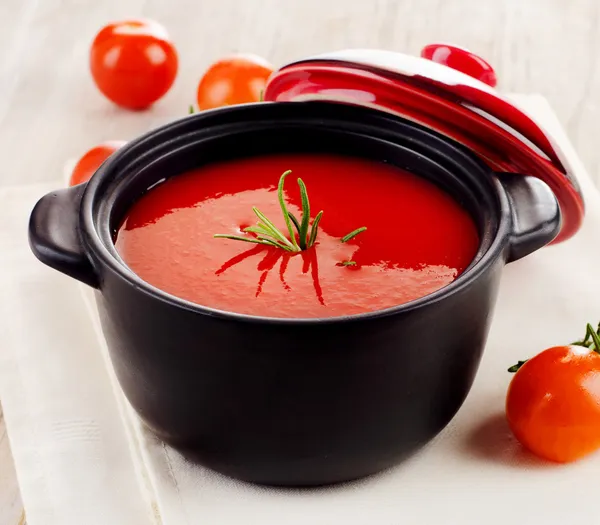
[420,43,497,87]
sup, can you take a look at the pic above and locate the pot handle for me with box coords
[497,173,561,263]
[28,184,99,288]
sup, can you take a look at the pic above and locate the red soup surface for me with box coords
[115,154,479,318]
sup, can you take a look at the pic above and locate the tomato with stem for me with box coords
[69,141,126,186]
[506,323,600,463]
[90,19,178,109]
[196,54,273,110]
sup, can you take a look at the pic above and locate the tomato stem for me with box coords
[214,170,366,253]
[571,322,600,351]
[508,360,528,373]
[510,322,600,373]
[587,323,600,353]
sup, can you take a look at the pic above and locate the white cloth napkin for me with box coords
[2,95,600,525]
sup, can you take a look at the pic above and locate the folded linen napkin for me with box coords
[2,95,600,525]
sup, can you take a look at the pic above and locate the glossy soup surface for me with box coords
[115,154,479,318]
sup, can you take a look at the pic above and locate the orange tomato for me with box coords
[506,335,600,463]
[90,19,178,109]
[69,141,126,186]
[196,54,273,110]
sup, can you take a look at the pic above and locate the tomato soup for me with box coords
[115,154,479,318]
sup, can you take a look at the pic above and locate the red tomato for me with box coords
[196,54,273,110]
[506,335,600,463]
[90,19,178,109]
[69,141,126,186]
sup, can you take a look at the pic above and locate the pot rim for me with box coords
[81,102,512,325]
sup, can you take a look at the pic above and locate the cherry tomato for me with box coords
[196,54,273,110]
[421,44,497,88]
[90,19,178,109]
[69,141,126,186]
[506,328,600,463]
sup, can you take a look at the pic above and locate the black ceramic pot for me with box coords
[29,102,560,486]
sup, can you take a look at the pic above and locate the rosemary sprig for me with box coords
[214,170,366,252]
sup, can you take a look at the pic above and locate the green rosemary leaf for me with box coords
[341,226,367,243]
[257,236,293,251]
[243,226,292,250]
[297,178,310,250]
[308,210,324,247]
[244,225,277,237]
[213,234,279,247]
[288,212,301,235]
[277,171,300,251]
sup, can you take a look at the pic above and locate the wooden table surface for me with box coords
[1,0,599,523]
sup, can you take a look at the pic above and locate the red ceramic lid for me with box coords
[264,47,584,244]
